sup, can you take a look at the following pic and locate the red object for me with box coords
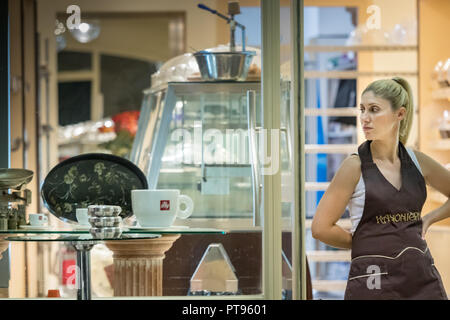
[47,289,61,298]
[160,200,170,211]
[111,110,140,137]
[98,125,115,133]
[62,259,76,285]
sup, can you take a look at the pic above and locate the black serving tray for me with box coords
[41,153,148,223]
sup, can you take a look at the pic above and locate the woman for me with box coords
[311,77,449,300]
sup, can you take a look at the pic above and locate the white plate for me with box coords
[71,225,130,231]
[19,225,54,230]
[129,225,189,231]
[71,225,91,230]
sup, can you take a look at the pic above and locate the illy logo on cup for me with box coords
[160,200,170,211]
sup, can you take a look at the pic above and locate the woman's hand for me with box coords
[415,150,450,238]
[421,213,433,239]
[421,201,450,239]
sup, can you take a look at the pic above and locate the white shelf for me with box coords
[305,144,358,154]
[305,182,330,191]
[431,87,450,100]
[58,132,116,146]
[312,280,347,292]
[305,45,417,52]
[160,167,198,174]
[307,250,351,262]
[58,71,95,82]
[328,131,356,138]
[431,139,450,150]
[305,70,418,79]
[305,107,359,117]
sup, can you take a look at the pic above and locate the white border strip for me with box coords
[348,272,388,281]
[352,246,429,262]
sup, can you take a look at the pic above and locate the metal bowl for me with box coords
[88,216,122,228]
[89,227,122,239]
[193,51,255,81]
[88,205,122,217]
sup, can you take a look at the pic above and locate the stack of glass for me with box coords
[87,205,122,238]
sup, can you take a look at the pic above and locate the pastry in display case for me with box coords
[0,169,33,230]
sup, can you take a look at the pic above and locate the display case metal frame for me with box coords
[131,81,261,190]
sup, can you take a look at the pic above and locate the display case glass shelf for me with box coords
[304,45,418,52]
[432,87,450,100]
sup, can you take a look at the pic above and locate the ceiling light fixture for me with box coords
[69,20,101,43]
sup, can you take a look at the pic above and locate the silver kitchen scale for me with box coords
[194,2,256,82]
[0,168,33,229]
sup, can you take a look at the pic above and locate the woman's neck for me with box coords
[370,138,400,163]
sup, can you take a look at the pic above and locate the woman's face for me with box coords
[360,91,405,141]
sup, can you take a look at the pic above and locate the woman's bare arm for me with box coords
[414,150,450,226]
[311,155,361,249]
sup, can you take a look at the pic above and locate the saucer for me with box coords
[19,225,54,230]
[129,225,189,231]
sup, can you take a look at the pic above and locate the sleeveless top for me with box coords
[348,147,422,235]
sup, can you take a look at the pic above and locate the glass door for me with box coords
[278,0,306,300]
[2,0,304,299]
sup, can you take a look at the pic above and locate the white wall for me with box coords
[38,0,221,53]
[304,7,319,45]
[318,7,354,36]
[36,0,225,170]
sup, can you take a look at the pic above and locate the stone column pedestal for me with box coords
[0,238,9,298]
[105,234,180,297]
[0,237,9,260]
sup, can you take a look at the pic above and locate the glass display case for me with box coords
[130,80,292,227]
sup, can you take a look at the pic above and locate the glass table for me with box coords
[0,226,226,235]
[0,227,226,300]
[3,233,161,300]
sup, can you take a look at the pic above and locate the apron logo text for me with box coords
[375,211,421,224]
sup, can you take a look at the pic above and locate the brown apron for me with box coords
[344,140,448,300]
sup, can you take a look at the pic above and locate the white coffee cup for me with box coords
[76,208,89,226]
[29,213,48,226]
[131,189,194,227]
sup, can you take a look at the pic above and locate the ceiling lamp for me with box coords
[69,20,101,43]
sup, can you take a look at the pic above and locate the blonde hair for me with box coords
[362,77,414,145]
